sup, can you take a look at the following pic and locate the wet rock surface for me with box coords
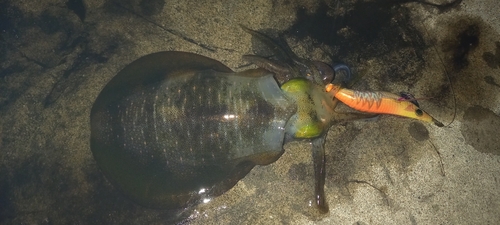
[462,105,500,155]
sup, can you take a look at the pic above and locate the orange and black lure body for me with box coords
[325,83,444,127]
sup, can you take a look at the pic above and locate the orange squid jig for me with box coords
[325,83,444,127]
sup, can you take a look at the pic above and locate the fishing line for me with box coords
[419,20,457,127]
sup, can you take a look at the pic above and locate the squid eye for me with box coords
[312,61,334,85]
[415,109,424,117]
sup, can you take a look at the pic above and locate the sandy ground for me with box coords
[1,0,499,224]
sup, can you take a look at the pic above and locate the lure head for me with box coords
[396,100,444,127]
[396,92,444,127]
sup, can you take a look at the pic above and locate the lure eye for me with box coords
[415,109,424,117]
[312,61,334,85]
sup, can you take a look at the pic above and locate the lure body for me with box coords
[326,84,444,126]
